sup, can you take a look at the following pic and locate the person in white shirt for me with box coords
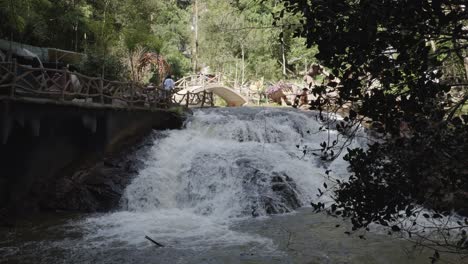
[163,75,175,91]
[162,75,175,105]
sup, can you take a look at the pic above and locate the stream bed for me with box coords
[0,108,442,263]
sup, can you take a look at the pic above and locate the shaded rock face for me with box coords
[236,159,302,217]
[41,134,159,212]
[268,174,301,214]
[252,172,301,216]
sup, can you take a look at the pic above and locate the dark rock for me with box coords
[266,172,302,214]
[236,158,302,216]
[42,136,155,212]
[0,98,185,216]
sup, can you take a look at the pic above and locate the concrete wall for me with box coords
[0,99,183,214]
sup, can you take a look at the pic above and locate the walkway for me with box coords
[174,75,247,107]
[0,60,215,110]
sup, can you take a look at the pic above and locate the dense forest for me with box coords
[0,0,317,84]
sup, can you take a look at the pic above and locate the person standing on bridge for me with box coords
[163,75,175,91]
[162,75,175,106]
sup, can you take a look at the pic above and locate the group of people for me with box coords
[292,88,309,109]
[292,64,341,109]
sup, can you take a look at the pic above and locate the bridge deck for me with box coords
[0,60,215,110]
[174,75,247,107]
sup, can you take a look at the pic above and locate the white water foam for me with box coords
[78,107,363,250]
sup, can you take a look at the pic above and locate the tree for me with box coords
[280,0,468,259]
[194,0,318,84]
[0,0,192,80]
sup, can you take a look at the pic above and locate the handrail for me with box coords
[0,60,214,109]
[174,73,223,89]
[172,89,214,107]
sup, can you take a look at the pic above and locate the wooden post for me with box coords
[99,78,104,104]
[186,92,190,108]
[130,82,134,108]
[210,92,214,107]
[10,59,17,98]
[151,89,157,109]
[201,90,206,107]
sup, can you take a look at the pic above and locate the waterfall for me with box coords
[79,107,361,250]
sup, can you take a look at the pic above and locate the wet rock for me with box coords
[266,172,302,214]
[237,159,302,216]
[40,136,155,212]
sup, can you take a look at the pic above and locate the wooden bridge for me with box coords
[173,74,248,107]
[0,60,218,110]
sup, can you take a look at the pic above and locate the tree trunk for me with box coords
[281,41,286,76]
[234,61,238,90]
[464,57,468,81]
[281,34,287,77]
[192,0,199,73]
[241,43,245,91]
[430,40,437,52]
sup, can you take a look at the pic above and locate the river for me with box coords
[1,108,437,263]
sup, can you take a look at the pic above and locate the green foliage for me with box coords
[196,0,318,83]
[339,115,468,219]
[0,0,192,79]
[165,52,191,78]
[78,47,128,80]
[283,0,468,256]
[0,0,319,83]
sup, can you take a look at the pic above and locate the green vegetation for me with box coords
[0,0,318,85]
[280,0,468,258]
[196,0,317,83]
[0,0,192,80]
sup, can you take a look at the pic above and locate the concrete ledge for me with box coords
[0,98,183,214]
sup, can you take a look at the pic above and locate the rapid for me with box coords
[1,107,436,263]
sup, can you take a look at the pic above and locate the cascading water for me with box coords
[79,107,361,251]
[1,108,455,264]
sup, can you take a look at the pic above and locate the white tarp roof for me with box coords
[0,39,83,64]
[0,39,48,61]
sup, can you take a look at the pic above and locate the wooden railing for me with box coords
[174,74,223,89]
[0,60,214,109]
[172,90,215,107]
